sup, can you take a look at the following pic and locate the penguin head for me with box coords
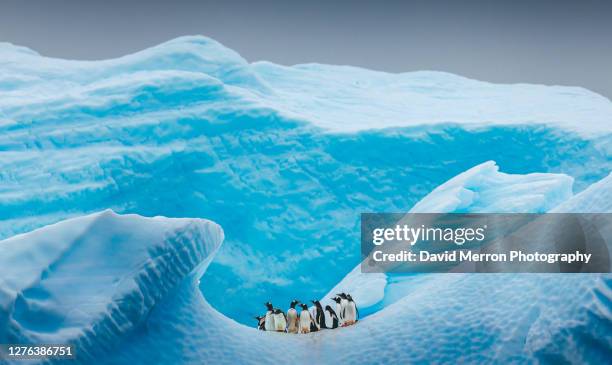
[265,302,273,310]
[347,294,354,301]
[331,296,341,303]
[337,293,348,299]
[311,299,322,308]
[325,305,332,312]
[290,299,299,308]
[273,308,282,315]
[300,303,309,310]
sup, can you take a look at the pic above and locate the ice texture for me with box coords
[409,160,574,213]
[325,161,579,314]
[0,210,223,362]
[0,204,610,364]
[0,35,611,330]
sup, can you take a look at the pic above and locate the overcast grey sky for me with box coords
[1,0,611,99]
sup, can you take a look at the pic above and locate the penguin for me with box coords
[298,303,315,334]
[325,305,339,329]
[342,294,357,326]
[286,300,300,334]
[254,315,265,330]
[337,293,349,325]
[264,302,275,331]
[273,308,287,332]
[311,300,327,329]
[347,294,359,323]
[332,296,344,325]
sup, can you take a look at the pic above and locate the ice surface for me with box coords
[0,208,609,364]
[252,61,612,135]
[325,161,578,313]
[0,35,610,327]
[552,173,612,213]
[409,160,573,213]
[0,210,223,361]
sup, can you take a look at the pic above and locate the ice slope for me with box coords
[326,161,576,313]
[0,210,224,363]
[252,61,612,135]
[552,172,612,213]
[1,35,611,325]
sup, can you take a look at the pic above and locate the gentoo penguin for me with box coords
[286,300,300,334]
[332,296,344,325]
[298,303,315,334]
[311,300,327,329]
[255,315,265,330]
[337,293,349,324]
[342,294,357,326]
[273,308,287,332]
[264,302,275,331]
[324,305,339,329]
[347,294,359,323]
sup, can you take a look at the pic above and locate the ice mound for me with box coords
[1,35,610,325]
[325,161,576,311]
[552,172,612,213]
[409,160,573,213]
[0,210,223,361]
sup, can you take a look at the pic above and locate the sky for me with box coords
[1,0,611,99]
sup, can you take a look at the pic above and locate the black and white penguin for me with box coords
[264,302,275,331]
[254,315,265,330]
[342,294,357,325]
[331,296,344,325]
[347,294,359,323]
[337,293,349,324]
[286,300,299,334]
[273,308,287,332]
[324,305,339,329]
[311,300,327,329]
[298,303,315,334]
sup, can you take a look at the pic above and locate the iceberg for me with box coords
[0,34,610,347]
[1,200,610,364]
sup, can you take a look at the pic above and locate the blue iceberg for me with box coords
[0,36,610,364]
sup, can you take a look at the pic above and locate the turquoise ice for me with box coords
[0,36,610,363]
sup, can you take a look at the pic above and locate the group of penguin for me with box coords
[255,293,358,334]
